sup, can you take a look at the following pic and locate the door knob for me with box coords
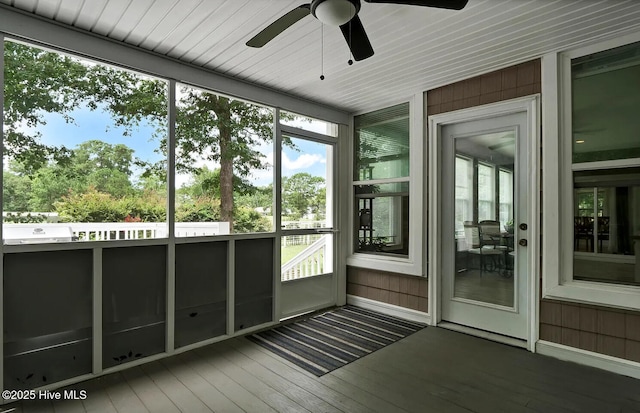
[519,223,528,230]
[519,239,528,247]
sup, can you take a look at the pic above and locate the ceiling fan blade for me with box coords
[246,4,311,48]
[339,15,374,61]
[363,0,469,10]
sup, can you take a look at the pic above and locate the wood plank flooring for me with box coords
[5,326,640,413]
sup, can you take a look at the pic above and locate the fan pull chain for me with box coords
[320,23,325,80]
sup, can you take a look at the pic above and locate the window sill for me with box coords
[543,280,640,311]
[347,253,423,276]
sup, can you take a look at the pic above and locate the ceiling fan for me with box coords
[246,0,469,62]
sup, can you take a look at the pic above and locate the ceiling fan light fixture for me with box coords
[312,0,358,26]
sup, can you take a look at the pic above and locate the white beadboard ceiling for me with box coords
[1,0,640,114]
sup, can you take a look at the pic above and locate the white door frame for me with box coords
[427,96,541,352]
[277,124,339,320]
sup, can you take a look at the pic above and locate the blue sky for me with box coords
[19,106,329,187]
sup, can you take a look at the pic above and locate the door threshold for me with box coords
[438,322,527,349]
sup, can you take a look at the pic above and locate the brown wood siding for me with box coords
[426,60,541,116]
[347,266,428,312]
[540,300,640,363]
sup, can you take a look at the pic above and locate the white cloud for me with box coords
[282,152,326,171]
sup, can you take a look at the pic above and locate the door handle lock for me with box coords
[519,223,528,231]
[519,239,528,247]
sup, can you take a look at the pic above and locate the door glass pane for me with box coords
[281,137,331,227]
[454,131,515,307]
[281,234,333,281]
[281,136,333,281]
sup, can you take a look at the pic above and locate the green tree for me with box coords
[27,140,137,210]
[179,167,255,200]
[282,173,325,219]
[4,41,291,232]
[236,184,273,211]
[2,170,32,211]
[3,41,90,172]
[29,166,80,211]
[171,90,277,229]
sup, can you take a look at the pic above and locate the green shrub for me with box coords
[3,212,48,223]
[55,187,166,222]
[234,206,272,233]
[175,197,221,222]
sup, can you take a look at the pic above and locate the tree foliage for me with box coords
[282,172,326,219]
[3,41,290,233]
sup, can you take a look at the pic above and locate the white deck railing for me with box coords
[281,236,328,281]
[4,220,331,281]
[3,222,230,243]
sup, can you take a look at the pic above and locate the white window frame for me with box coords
[542,32,640,311]
[455,155,474,237]
[499,168,513,227]
[347,95,424,276]
[477,161,496,221]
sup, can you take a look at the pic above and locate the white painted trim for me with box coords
[347,96,424,277]
[92,248,103,375]
[428,95,541,350]
[346,255,423,276]
[572,157,640,171]
[0,7,349,125]
[279,124,338,145]
[438,322,527,349]
[536,340,640,380]
[0,35,4,393]
[227,240,235,336]
[335,123,350,307]
[166,79,176,355]
[352,177,410,186]
[541,36,640,311]
[274,109,283,321]
[347,295,430,325]
[166,242,175,355]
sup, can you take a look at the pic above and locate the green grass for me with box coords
[281,244,309,265]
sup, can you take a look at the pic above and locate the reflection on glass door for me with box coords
[441,110,529,340]
[280,135,335,318]
[454,132,515,308]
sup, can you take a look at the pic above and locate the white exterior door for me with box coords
[432,97,539,342]
[279,132,337,319]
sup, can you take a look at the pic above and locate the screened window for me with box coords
[279,110,338,137]
[174,84,274,236]
[2,40,168,243]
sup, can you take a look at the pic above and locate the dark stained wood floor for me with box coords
[5,326,640,413]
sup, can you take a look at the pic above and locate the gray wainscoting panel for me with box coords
[102,245,166,368]
[175,241,227,348]
[234,238,274,331]
[3,250,93,389]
